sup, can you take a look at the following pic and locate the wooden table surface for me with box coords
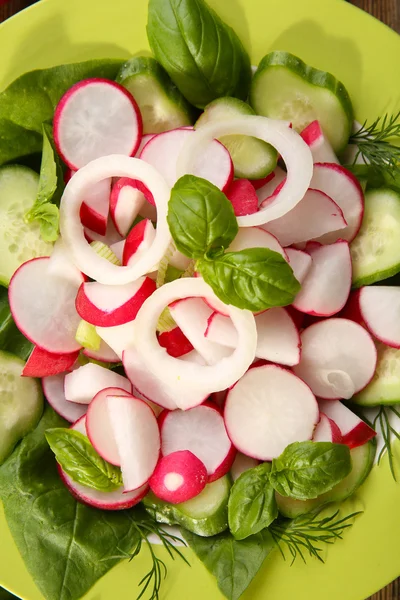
[0,0,399,599]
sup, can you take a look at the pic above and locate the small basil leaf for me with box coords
[168,175,238,259]
[197,247,301,311]
[45,428,123,492]
[228,463,278,540]
[270,441,352,501]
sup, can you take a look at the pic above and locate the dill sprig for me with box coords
[350,111,400,177]
[373,405,400,481]
[269,508,362,565]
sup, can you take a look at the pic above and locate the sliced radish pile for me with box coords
[261,189,346,247]
[42,373,87,423]
[64,363,132,404]
[122,220,156,267]
[358,286,400,348]
[309,163,364,244]
[227,226,287,259]
[149,450,208,503]
[293,318,377,400]
[84,218,123,246]
[110,178,146,237]
[22,346,79,378]
[255,166,286,203]
[140,127,233,191]
[47,239,84,287]
[160,402,236,482]
[230,453,259,482]
[318,400,376,449]
[96,321,137,360]
[225,179,259,216]
[300,121,339,164]
[312,413,342,443]
[206,307,301,366]
[79,178,111,235]
[82,338,120,363]
[158,326,194,358]
[75,276,156,327]
[285,248,313,284]
[9,257,83,354]
[224,363,319,460]
[54,79,142,170]
[292,241,352,316]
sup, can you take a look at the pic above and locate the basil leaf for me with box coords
[168,175,238,259]
[228,463,278,540]
[270,442,352,501]
[147,0,251,108]
[182,528,274,600]
[45,427,123,492]
[0,286,33,360]
[197,248,301,311]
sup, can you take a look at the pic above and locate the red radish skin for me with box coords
[75,276,156,327]
[225,179,259,216]
[54,79,142,170]
[64,168,75,184]
[149,450,208,503]
[358,286,400,348]
[79,178,111,235]
[64,364,132,404]
[22,347,79,378]
[312,413,343,443]
[318,400,376,449]
[158,327,194,358]
[300,121,339,164]
[250,172,275,191]
[122,220,156,266]
[42,374,87,423]
[110,178,147,236]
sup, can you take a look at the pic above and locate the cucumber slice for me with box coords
[195,97,277,179]
[116,56,194,134]
[276,440,376,518]
[351,188,400,287]
[352,342,400,405]
[143,475,230,537]
[250,52,353,153]
[0,165,53,286]
[0,350,43,465]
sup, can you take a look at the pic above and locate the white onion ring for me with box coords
[132,277,257,399]
[59,155,171,284]
[177,116,314,226]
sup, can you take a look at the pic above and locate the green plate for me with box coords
[0,0,399,598]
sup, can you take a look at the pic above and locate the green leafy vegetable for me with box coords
[168,175,238,258]
[228,463,278,540]
[372,405,400,481]
[270,442,352,501]
[197,248,300,311]
[45,427,123,492]
[182,528,275,600]
[0,286,32,360]
[147,0,251,108]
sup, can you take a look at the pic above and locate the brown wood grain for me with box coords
[0,0,399,599]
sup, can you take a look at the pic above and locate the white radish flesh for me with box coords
[82,339,120,363]
[84,218,123,246]
[110,178,145,237]
[96,321,136,360]
[285,248,312,284]
[47,239,84,287]
[300,121,339,164]
[358,286,400,348]
[64,363,131,404]
[255,166,286,204]
[110,240,125,263]
[80,178,111,235]
[149,450,208,503]
[42,374,87,423]
[230,453,259,482]
[227,226,288,259]
[318,400,376,449]
[123,220,156,267]
[312,413,342,443]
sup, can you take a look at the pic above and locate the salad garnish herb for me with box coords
[373,405,400,481]
[350,111,400,177]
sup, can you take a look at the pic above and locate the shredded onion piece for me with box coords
[59,155,171,284]
[177,116,313,226]
[132,277,257,403]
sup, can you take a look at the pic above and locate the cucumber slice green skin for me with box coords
[351,188,400,288]
[0,165,53,286]
[116,56,195,134]
[0,350,43,465]
[276,440,376,519]
[195,97,278,179]
[250,51,353,153]
[352,342,400,406]
[143,475,231,537]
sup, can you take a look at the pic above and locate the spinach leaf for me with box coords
[168,175,238,259]
[182,527,274,600]
[147,0,251,108]
[0,59,123,165]
[270,442,352,501]
[0,406,140,600]
[228,463,277,540]
[197,248,301,311]
[0,286,32,360]
[46,428,123,492]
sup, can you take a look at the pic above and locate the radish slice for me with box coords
[224,363,319,460]
[227,226,288,260]
[160,402,236,482]
[225,179,258,216]
[76,277,156,327]
[169,298,232,365]
[96,321,136,360]
[109,178,145,237]
[179,349,207,366]
[206,307,301,366]
[64,363,132,404]
[292,241,352,316]
[110,240,125,263]
[309,163,364,243]
[123,220,156,266]
[230,453,259,481]
[318,400,376,449]
[47,239,84,287]
[261,189,347,247]
[9,257,83,354]
[53,79,142,170]
[140,127,233,191]
[82,339,120,363]
[149,450,208,503]
[178,117,313,226]
[285,248,312,284]
[255,166,286,204]
[293,319,377,400]
[59,417,148,510]
[136,134,155,156]
[84,218,123,246]
[22,346,79,378]
[250,172,275,191]
[59,155,172,285]
[131,278,257,405]
[169,248,192,272]
[300,121,339,164]
[312,413,342,443]
[80,178,111,235]
[158,327,194,358]
[358,286,400,348]
[43,374,87,423]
